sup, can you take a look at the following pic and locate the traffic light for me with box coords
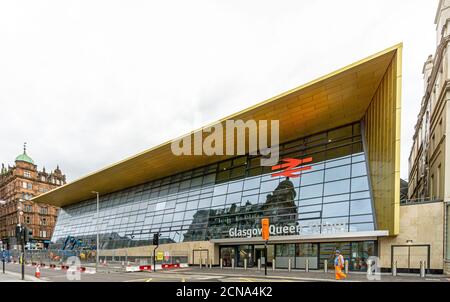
[24,227,33,243]
[15,225,22,242]
[152,233,159,246]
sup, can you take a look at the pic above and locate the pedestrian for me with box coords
[334,250,347,280]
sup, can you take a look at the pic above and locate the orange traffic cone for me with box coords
[35,265,41,278]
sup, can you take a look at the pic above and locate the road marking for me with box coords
[239,278,255,282]
[145,278,153,282]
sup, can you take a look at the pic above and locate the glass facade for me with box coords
[52,122,375,250]
[221,241,376,270]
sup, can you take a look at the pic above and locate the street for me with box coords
[2,263,449,283]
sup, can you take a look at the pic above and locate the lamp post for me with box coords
[17,199,25,280]
[0,200,6,274]
[91,192,100,271]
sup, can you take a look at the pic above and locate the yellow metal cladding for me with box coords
[363,46,402,236]
[33,44,402,216]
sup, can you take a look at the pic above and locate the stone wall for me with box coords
[379,202,444,271]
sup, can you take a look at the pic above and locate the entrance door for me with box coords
[220,247,236,267]
[255,246,266,266]
[392,245,430,272]
[192,249,209,266]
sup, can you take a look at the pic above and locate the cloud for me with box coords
[0,0,438,181]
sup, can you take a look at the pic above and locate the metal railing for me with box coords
[401,197,443,206]
[4,249,188,272]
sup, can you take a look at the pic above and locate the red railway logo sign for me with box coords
[271,157,313,178]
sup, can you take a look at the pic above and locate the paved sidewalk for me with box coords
[168,267,450,282]
[0,270,45,282]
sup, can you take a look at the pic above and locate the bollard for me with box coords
[392,261,397,277]
[209,258,212,269]
[367,259,372,276]
[324,260,328,273]
[420,261,426,278]
[220,258,223,269]
[244,259,248,270]
[258,259,261,271]
[232,258,235,270]
[288,258,292,272]
[305,259,309,272]
[199,257,202,269]
[344,260,349,274]
[273,259,276,271]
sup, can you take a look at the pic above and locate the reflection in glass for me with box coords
[51,122,377,250]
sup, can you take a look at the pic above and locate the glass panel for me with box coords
[301,171,324,186]
[300,184,323,200]
[325,165,351,182]
[319,242,351,270]
[350,199,372,215]
[324,179,350,196]
[351,177,369,192]
[351,162,367,177]
[322,202,350,218]
[350,241,375,271]
[243,177,260,190]
[349,223,374,232]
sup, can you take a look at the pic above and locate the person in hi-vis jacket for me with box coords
[334,250,347,280]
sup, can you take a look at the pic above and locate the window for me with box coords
[25,216,31,224]
[437,164,441,199]
[350,199,372,215]
[40,207,48,215]
[301,171,324,186]
[24,171,31,178]
[322,202,350,218]
[41,218,47,226]
[325,165,351,182]
[22,182,27,189]
[324,179,350,196]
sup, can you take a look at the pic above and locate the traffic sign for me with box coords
[261,218,270,241]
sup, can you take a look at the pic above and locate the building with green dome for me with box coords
[0,144,66,249]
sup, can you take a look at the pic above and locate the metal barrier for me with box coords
[8,249,188,272]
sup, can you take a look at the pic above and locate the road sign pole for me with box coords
[264,240,268,276]
[261,218,270,277]
[21,229,25,281]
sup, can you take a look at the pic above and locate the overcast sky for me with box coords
[0,0,439,181]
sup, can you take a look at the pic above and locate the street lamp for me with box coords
[91,191,100,272]
[0,200,5,274]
